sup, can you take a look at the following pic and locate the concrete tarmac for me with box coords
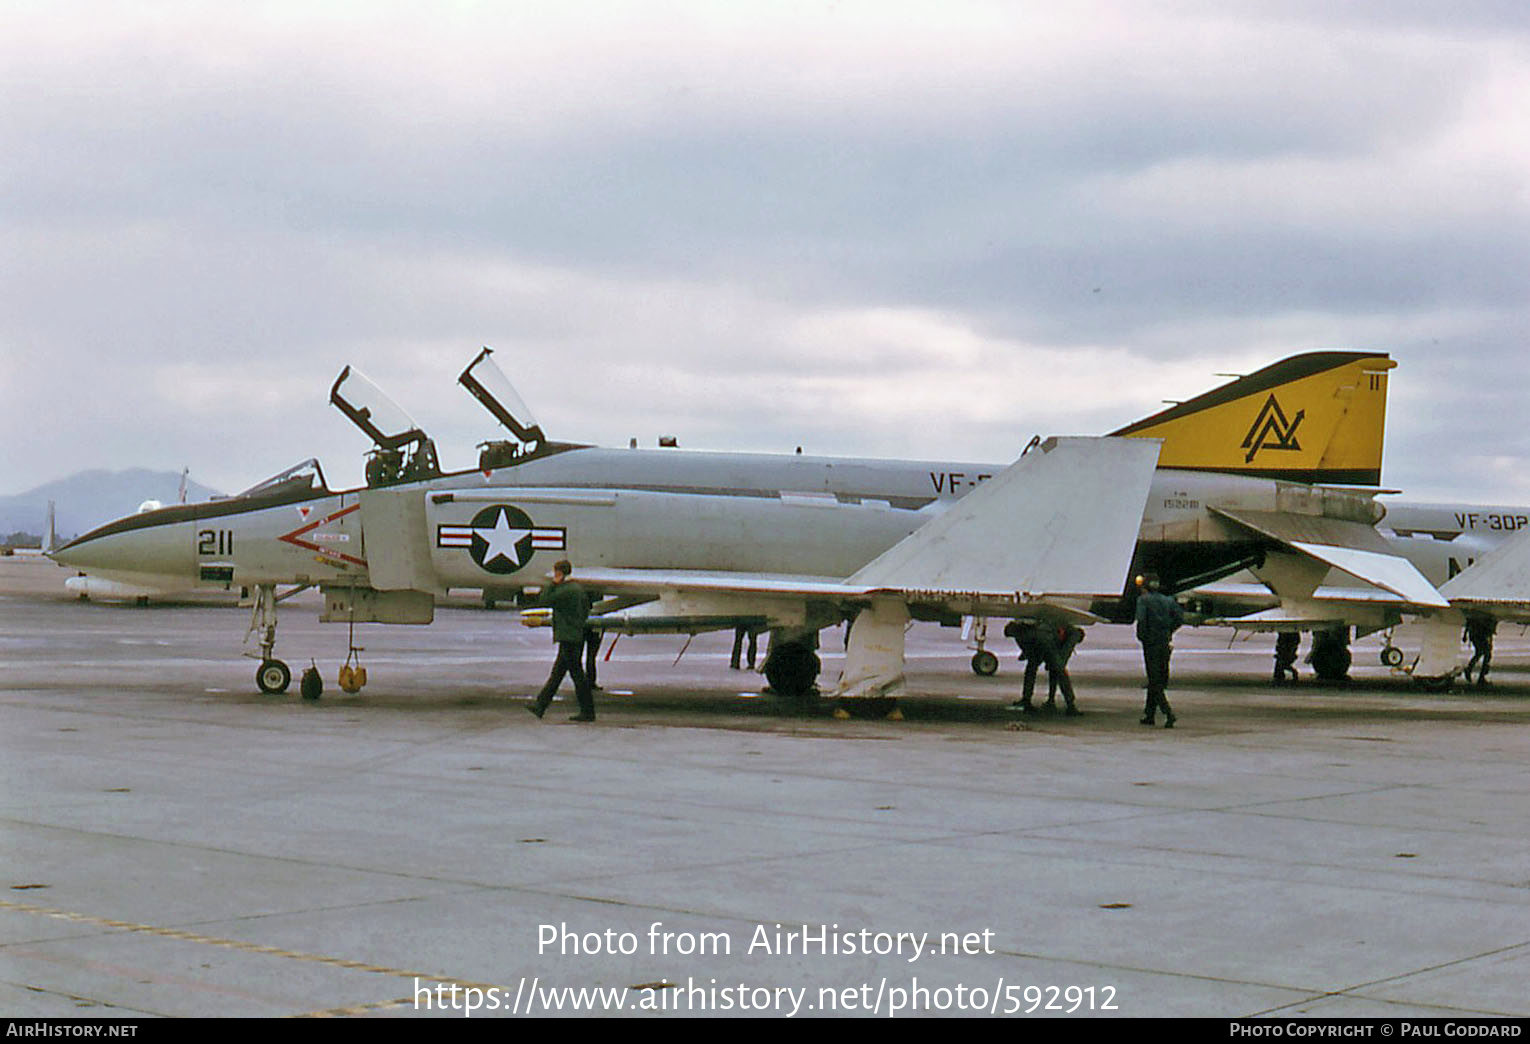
[3,557,1529,1018]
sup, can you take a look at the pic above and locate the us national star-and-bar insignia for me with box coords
[436,505,565,575]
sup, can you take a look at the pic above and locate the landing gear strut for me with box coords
[966,617,1000,676]
[245,584,290,693]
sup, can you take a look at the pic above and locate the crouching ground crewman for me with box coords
[528,559,596,722]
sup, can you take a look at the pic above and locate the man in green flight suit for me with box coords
[528,559,596,722]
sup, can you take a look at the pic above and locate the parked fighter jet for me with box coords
[52,348,1449,698]
[1379,504,1530,682]
[1186,498,1530,682]
[52,437,1158,701]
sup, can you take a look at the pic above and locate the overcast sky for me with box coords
[3,1,1527,503]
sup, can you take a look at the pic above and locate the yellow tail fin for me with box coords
[1110,352,1394,485]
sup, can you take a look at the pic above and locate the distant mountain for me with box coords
[0,470,225,542]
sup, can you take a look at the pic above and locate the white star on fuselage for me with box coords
[475,509,530,567]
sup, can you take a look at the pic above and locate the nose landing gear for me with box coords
[964,616,1001,677]
[245,585,289,693]
[243,583,315,694]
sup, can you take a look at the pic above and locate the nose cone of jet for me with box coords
[51,512,196,580]
[49,534,112,572]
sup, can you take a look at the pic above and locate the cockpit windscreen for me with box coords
[235,459,330,499]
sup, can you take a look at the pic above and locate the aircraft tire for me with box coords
[1309,629,1352,682]
[765,644,821,700]
[257,659,292,695]
[1380,646,1405,668]
[971,650,999,676]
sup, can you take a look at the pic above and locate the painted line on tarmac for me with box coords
[0,897,481,1017]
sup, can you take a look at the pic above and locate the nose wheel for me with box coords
[245,583,307,695]
[970,650,999,676]
[256,659,292,694]
[965,616,1001,676]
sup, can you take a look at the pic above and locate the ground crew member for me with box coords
[1042,624,1084,715]
[1006,621,1080,716]
[528,559,596,722]
[1004,620,1042,712]
[1135,576,1183,728]
[730,625,758,670]
[1273,631,1300,685]
[1465,615,1497,688]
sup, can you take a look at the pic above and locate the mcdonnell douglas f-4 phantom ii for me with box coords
[53,348,1454,699]
[1183,497,1530,683]
[53,353,1161,701]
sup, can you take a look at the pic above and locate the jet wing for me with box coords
[846,435,1157,600]
[839,435,1159,697]
[561,436,1158,615]
[1438,527,1530,621]
[538,437,1161,698]
[1210,507,1449,609]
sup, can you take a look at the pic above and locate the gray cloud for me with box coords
[3,1,1526,502]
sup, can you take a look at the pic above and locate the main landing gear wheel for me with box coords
[1380,646,1405,668]
[764,644,821,701]
[970,650,999,677]
[257,659,291,694]
[834,698,904,721]
[1309,628,1353,682]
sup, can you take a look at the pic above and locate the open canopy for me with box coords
[458,346,546,449]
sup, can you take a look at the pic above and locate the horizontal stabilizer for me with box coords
[1213,507,1448,608]
[848,436,1161,599]
[1212,508,1393,553]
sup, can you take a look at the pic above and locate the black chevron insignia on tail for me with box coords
[1241,395,1305,463]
